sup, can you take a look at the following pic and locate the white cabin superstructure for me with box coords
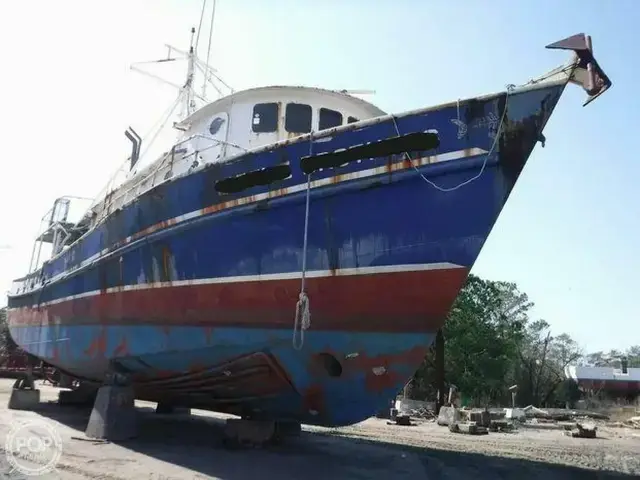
[88,86,386,226]
[177,85,387,160]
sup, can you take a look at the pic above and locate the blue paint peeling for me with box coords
[7,82,567,427]
[11,324,432,426]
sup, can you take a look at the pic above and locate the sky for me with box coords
[0,0,637,353]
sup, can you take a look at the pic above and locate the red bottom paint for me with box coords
[9,267,469,333]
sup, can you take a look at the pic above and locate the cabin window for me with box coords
[252,103,279,133]
[319,108,343,130]
[285,103,312,133]
[209,116,226,135]
[348,116,359,124]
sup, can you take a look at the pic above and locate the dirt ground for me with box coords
[0,379,638,479]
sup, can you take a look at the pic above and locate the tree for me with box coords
[583,346,640,368]
[411,274,531,406]
[409,274,586,408]
[0,307,18,363]
[628,346,640,367]
[515,322,583,406]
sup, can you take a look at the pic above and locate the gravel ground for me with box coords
[0,379,638,479]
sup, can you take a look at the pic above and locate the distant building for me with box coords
[564,361,640,402]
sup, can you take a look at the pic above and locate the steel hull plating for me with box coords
[8,83,565,426]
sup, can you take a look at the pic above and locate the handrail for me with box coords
[94,133,244,223]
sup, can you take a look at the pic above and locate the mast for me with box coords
[183,27,198,120]
[77,0,234,224]
[121,0,234,167]
[129,0,232,125]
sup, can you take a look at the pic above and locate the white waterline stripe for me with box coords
[127,147,488,243]
[12,148,486,295]
[14,262,466,309]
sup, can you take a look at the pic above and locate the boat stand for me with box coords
[8,362,41,410]
[222,419,301,448]
[85,370,138,441]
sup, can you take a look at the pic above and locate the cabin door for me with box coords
[195,112,230,164]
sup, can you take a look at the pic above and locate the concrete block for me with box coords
[460,422,488,435]
[223,419,277,446]
[395,399,435,414]
[490,420,515,432]
[221,419,300,447]
[437,406,461,426]
[450,421,489,435]
[395,415,412,426]
[469,410,491,427]
[490,410,506,420]
[8,388,40,410]
[574,422,597,438]
[504,408,526,421]
[85,385,137,441]
[565,427,597,438]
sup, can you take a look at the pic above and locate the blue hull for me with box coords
[15,325,433,426]
[8,82,567,426]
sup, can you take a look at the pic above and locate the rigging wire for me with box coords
[84,90,184,213]
[195,62,224,97]
[138,91,186,162]
[202,0,217,99]
[194,0,207,53]
[82,0,234,218]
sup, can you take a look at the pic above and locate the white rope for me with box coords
[293,132,314,350]
[391,84,515,193]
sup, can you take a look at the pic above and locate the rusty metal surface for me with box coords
[546,33,612,105]
[6,33,614,427]
[7,82,568,426]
